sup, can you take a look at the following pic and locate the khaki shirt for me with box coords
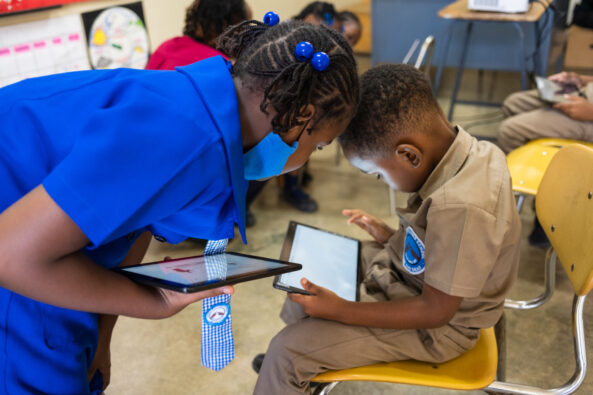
[382,127,521,329]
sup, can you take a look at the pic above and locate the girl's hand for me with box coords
[554,96,593,122]
[288,278,348,321]
[549,71,583,87]
[155,286,234,318]
[342,209,395,244]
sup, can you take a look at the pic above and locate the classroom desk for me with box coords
[435,0,554,119]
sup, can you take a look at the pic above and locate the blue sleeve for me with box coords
[42,88,226,247]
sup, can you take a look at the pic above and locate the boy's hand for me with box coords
[288,278,348,321]
[554,96,593,122]
[549,71,583,88]
[343,209,395,244]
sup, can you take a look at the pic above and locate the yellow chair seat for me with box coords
[313,327,497,391]
[507,138,593,196]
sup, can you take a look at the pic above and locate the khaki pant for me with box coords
[253,242,479,395]
[497,85,593,153]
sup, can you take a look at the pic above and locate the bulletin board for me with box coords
[0,13,90,87]
[0,1,150,87]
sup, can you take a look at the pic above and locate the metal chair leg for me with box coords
[314,382,339,395]
[515,193,526,212]
[504,249,556,310]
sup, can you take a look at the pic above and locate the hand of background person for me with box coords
[549,71,584,88]
[288,278,347,321]
[342,209,395,244]
[554,96,593,122]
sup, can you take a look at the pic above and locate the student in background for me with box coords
[497,71,593,247]
[338,10,362,47]
[145,0,251,70]
[0,17,359,394]
[246,2,342,223]
[294,1,341,31]
[252,64,520,395]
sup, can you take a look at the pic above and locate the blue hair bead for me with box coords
[295,41,314,61]
[311,51,330,71]
[263,11,280,26]
[323,12,335,26]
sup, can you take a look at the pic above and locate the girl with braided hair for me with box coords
[0,13,359,394]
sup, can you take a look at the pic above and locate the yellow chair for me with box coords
[313,145,593,395]
[504,138,593,310]
[506,138,593,210]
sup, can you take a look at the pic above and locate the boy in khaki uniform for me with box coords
[253,64,521,395]
[498,71,593,154]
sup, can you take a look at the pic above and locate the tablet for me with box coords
[116,252,302,293]
[535,76,579,104]
[274,221,360,301]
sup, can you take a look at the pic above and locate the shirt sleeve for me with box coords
[42,89,224,247]
[423,204,505,298]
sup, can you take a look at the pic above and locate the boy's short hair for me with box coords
[339,64,443,159]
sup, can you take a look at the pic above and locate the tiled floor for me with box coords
[107,62,593,394]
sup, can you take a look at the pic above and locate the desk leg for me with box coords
[433,21,457,96]
[512,22,527,91]
[448,21,473,121]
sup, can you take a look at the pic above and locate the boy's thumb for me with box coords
[301,278,318,293]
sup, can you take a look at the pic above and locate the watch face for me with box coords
[88,6,149,70]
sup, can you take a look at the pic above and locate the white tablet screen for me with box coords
[278,224,359,301]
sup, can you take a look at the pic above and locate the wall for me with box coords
[0,0,362,50]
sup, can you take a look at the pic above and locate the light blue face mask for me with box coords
[243,132,298,180]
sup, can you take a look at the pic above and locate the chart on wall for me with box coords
[82,2,150,70]
[0,13,89,87]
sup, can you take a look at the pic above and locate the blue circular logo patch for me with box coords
[204,302,230,326]
[403,227,425,275]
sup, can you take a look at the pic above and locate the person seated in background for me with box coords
[497,71,593,247]
[338,10,362,47]
[145,0,251,70]
[294,1,341,31]
[497,71,593,153]
[246,2,345,225]
[252,64,521,395]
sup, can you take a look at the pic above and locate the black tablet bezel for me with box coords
[115,251,302,293]
[273,221,361,301]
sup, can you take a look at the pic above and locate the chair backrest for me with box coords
[536,145,593,296]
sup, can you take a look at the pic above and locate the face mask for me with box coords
[243,132,298,180]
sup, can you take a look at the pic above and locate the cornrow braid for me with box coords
[217,20,359,135]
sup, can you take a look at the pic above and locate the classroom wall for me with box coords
[0,0,362,50]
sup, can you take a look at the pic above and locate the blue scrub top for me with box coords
[0,55,247,265]
[0,55,247,394]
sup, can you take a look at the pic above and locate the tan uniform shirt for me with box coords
[381,127,521,329]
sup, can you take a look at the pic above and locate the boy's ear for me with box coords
[395,144,422,169]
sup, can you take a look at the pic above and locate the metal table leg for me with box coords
[433,20,457,96]
[448,21,473,120]
[511,22,528,91]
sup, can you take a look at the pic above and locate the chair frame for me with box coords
[504,248,556,310]
[314,249,588,395]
